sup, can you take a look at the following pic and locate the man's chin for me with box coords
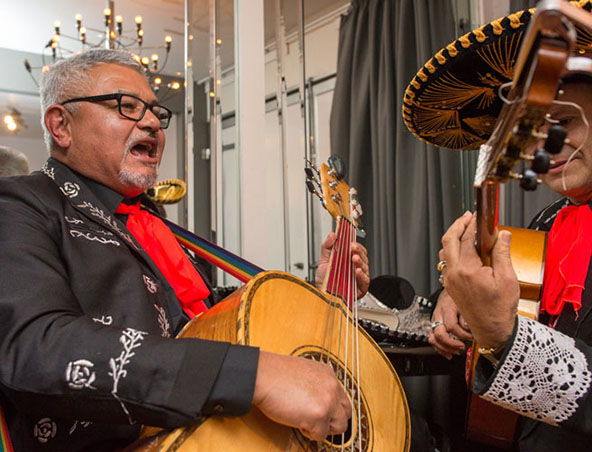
[119,168,158,193]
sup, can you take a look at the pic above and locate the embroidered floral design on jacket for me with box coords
[109,327,148,423]
[69,229,121,246]
[41,162,55,180]
[92,315,113,325]
[68,420,92,435]
[66,359,97,390]
[34,417,57,443]
[76,201,137,249]
[60,182,81,198]
[143,275,158,294]
[65,216,84,225]
[154,304,171,338]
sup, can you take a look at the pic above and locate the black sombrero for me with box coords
[402,0,592,150]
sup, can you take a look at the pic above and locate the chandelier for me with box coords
[24,1,180,95]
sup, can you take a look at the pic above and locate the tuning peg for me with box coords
[531,148,551,174]
[519,168,539,191]
[304,167,316,180]
[306,180,317,195]
[328,155,345,180]
[544,125,567,155]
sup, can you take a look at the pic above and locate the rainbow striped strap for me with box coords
[0,404,13,452]
[162,218,265,283]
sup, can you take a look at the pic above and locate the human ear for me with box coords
[44,105,72,149]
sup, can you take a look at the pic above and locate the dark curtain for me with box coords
[330,0,461,296]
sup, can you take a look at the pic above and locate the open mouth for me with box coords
[129,141,157,160]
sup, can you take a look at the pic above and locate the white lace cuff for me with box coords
[481,316,592,425]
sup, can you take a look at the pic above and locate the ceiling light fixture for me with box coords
[23,1,177,95]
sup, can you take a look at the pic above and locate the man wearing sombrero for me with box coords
[405,0,592,450]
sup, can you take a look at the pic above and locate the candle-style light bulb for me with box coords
[80,26,86,44]
[54,20,61,35]
[115,15,123,34]
[104,8,112,27]
[75,13,82,31]
[141,56,150,67]
[164,35,172,52]
[135,15,143,31]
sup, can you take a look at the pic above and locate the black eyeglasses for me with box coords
[61,93,172,129]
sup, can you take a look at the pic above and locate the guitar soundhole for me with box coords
[292,347,372,452]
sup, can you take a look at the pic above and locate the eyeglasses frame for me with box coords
[60,93,172,129]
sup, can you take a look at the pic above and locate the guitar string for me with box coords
[351,221,362,452]
[336,218,350,452]
[321,218,341,368]
[334,216,351,450]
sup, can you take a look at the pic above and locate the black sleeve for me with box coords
[0,179,258,429]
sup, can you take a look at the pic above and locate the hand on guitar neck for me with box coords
[439,211,520,350]
[315,232,370,299]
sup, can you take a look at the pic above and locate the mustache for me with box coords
[122,132,160,164]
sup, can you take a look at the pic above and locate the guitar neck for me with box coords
[323,217,357,307]
[475,182,500,266]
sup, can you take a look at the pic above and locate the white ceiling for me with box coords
[0,0,348,140]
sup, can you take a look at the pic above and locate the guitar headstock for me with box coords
[473,1,592,191]
[305,156,363,230]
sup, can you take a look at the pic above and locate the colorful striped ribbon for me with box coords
[0,219,264,450]
[162,217,265,283]
[0,404,13,452]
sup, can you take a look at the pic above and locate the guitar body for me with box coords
[127,271,411,452]
[465,226,547,449]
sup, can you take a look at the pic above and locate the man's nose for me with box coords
[138,107,161,131]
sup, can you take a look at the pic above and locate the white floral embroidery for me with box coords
[482,316,592,425]
[65,216,84,225]
[154,304,171,338]
[69,420,92,435]
[34,417,57,443]
[41,162,55,180]
[143,275,158,294]
[69,229,121,246]
[60,181,81,198]
[109,328,148,423]
[93,315,113,325]
[76,201,138,249]
[66,359,97,390]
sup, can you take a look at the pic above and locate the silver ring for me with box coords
[439,274,444,285]
[437,260,447,272]
[431,320,444,330]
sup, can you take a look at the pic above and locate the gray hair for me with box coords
[39,49,147,152]
[0,146,30,176]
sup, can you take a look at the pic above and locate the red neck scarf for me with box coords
[541,204,592,317]
[116,202,210,318]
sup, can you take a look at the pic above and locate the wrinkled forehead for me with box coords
[87,63,156,101]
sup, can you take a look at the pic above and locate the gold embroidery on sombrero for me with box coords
[477,30,523,80]
[491,18,504,36]
[575,24,592,56]
[462,115,497,136]
[446,43,458,58]
[412,105,458,134]
[418,73,494,110]
[459,32,471,49]
[424,127,483,150]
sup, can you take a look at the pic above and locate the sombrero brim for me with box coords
[402,0,592,150]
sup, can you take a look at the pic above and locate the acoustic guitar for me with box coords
[125,159,411,451]
[463,1,592,448]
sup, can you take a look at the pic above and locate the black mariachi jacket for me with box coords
[0,158,257,451]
